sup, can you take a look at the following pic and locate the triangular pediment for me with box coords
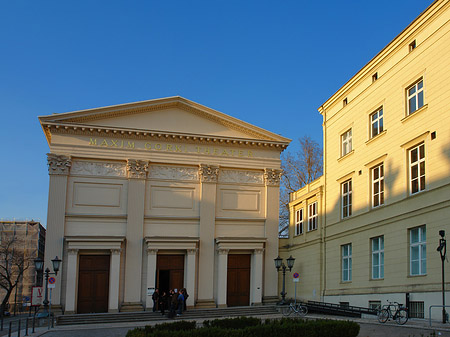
[39,96,291,143]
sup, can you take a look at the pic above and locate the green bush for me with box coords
[203,316,261,329]
[126,317,359,337]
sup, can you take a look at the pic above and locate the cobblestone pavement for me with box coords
[18,314,450,337]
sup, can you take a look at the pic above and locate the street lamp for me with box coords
[437,230,447,323]
[274,255,295,305]
[34,256,62,318]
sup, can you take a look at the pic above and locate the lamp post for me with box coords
[34,256,62,318]
[274,255,295,305]
[437,230,447,323]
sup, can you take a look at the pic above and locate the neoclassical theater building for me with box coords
[39,96,290,314]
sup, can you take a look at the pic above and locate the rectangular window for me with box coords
[372,164,384,207]
[372,73,378,82]
[409,301,424,318]
[407,79,424,114]
[341,129,352,156]
[370,108,383,138]
[369,301,381,311]
[410,225,426,276]
[308,202,318,231]
[295,209,303,236]
[341,179,352,218]
[342,244,352,282]
[371,236,384,279]
[343,98,348,107]
[409,40,416,52]
[409,143,425,194]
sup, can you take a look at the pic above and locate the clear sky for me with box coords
[0,0,433,226]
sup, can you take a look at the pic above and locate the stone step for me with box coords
[56,306,279,326]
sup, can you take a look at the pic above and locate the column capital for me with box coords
[147,248,158,255]
[186,248,198,255]
[217,248,229,255]
[47,153,72,175]
[67,248,78,255]
[199,164,219,183]
[254,248,265,255]
[111,248,122,255]
[264,168,283,186]
[127,159,149,179]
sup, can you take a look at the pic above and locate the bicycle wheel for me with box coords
[281,305,292,317]
[395,308,408,325]
[378,309,389,323]
[298,305,308,316]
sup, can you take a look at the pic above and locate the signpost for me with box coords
[293,272,300,305]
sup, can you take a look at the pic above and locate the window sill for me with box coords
[370,278,384,281]
[401,104,428,123]
[366,130,387,145]
[408,274,427,278]
[409,188,426,197]
[307,228,318,233]
[338,150,354,162]
[340,280,352,284]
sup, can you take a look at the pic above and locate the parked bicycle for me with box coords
[377,301,408,325]
[281,302,308,317]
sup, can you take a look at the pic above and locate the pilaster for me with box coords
[109,249,122,313]
[196,164,219,308]
[252,248,264,305]
[145,248,158,310]
[122,159,148,311]
[216,248,229,308]
[185,248,197,308]
[64,248,78,314]
[46,153,71,306]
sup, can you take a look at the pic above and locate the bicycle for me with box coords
[377,301,408,325]
[281,302,308,317]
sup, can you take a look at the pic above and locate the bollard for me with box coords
[17,319,21,337]
[8,321,11,337]
[1,312,3,331]
[25,318,28,336]
[32,316,35,333]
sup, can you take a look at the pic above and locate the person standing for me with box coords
[181,288,189,311]
[152,288,159,312]
[159,291,167,316]
[177,289,185,316]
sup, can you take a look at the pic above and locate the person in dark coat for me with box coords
[181,288,189,311]
[169,289,177,318]
[159,291,167,315]
[152,288,159,312]
[177,289,185,316]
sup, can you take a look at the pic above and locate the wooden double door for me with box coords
[156,255,184,295]
[227,254,251,307]
[77,255,110,314]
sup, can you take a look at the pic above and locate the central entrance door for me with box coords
[77,255,110,314]
[156,255,184,295]
[227,254,251,307]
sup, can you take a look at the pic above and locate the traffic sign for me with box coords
[293,272,299,278]
[48,276,56,289]
[293,272,300,283]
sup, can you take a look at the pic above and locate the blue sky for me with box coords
[0,0,433,226]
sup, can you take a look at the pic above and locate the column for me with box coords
[252,248,264,305]
[64,249,78,314]
[145,248,158,310]
[185,248,197,308]
[109,249,122,313]
[263,169,282,303]
[196,164,219,308]
[122,159,148,311]
[46,153,71,308]
[216,248,229,308]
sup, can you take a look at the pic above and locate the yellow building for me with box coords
[281,0,450,320]
[39,96,290,314]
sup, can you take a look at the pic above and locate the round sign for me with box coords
[48,277,56,284]
[293,272,299,279]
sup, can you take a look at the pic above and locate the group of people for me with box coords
[152,288,189,318]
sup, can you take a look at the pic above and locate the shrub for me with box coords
[203,316,261,329]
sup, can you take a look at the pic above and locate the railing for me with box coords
[307,300,378,317]
[428,305,450,327]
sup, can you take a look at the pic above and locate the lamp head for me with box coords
[287,255,295,270]
[274,256,282,270]
[51,256,62,275]
[34,258,44,272]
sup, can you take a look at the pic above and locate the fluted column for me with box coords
[186,248,197,308]
[216,248,229,308]
[46,153,71,308]
[196,164,219,308]
[145,248,158,310]
[64,249,78,314]
[263,169,282,303]
[122,159,148,311]
[252,248,264,305]
[109,249,122,312]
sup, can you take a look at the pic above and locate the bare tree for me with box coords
[279,136,323,236]
[0,234,32,315]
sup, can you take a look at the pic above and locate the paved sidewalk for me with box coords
[8,313,450,337]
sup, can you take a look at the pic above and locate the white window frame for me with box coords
[407,79,424,115]
[308,202,318,231]
[342,244,352,282]
[371,236,384,279]
[410,226,426,276]
[409,143,425,194]
[341,129,352,156]
[372,163,384,208]
[295,209,303,236]
[370,108,383,138]
[341,179,352,218]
